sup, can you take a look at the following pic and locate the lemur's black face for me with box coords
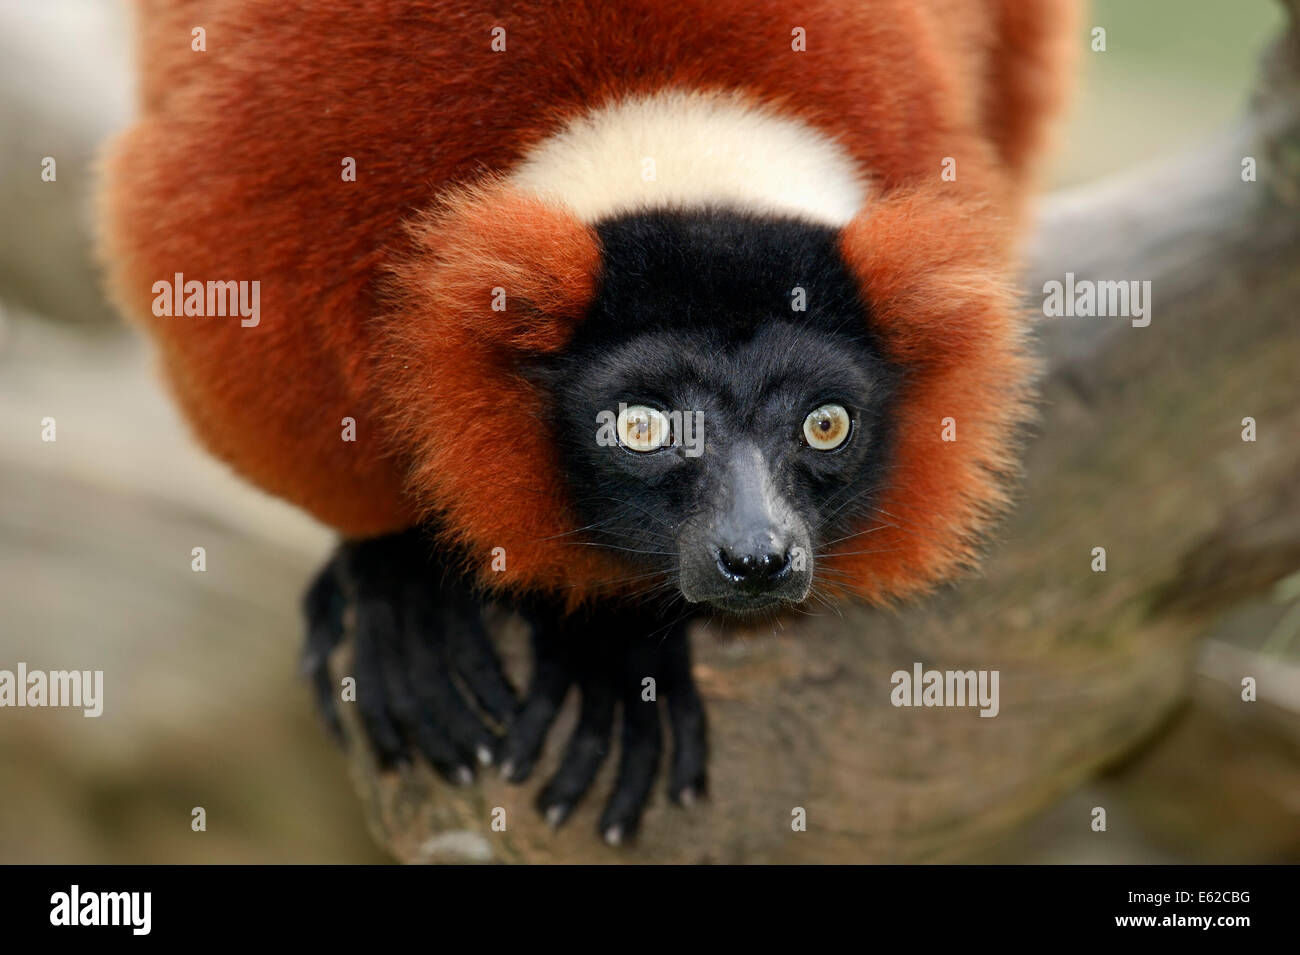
[542,209,900,615]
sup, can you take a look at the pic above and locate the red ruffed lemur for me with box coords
[98,0,1077,843]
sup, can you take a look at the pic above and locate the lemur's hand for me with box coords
[498,603,709,846]
[301,532,709,844]
[301,530,518,783]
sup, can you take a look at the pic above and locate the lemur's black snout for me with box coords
[716,546,792,592]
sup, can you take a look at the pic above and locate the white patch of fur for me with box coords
[509,89,868,226]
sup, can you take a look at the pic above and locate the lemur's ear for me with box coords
[375,180,620,598]
[837,188,1015,368]
[389,178,602,355]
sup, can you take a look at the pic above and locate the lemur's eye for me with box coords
[617,405,671,452]
[803,403,851,451]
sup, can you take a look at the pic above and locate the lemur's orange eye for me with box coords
[803,404,851,451]
[617,405,671,452]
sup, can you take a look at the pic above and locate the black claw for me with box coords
[351,598,411,767]
[596,666,664,843]
[498,664,572,783]
[542,802,574,829]
[535,675,616,824]
[662,628,709,803]
[401,599,498,765]
[443,593,519,727]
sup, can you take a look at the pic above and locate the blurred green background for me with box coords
[0,0,1291,863]
[1055,0,1284,186]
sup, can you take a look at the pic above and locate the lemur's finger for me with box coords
[660,628,709,804]
[351,596,411,769]
[597,669,663,846]
[443,598,518,727]
[300,560,345,740]
[498,636,574,783]
[535,673,616,827]
[374,615,473,783]
[358,589,474,783]
[401,596,496,773]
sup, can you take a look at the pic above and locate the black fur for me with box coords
[539,207,902,610]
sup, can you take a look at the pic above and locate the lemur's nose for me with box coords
[716,546,792,591]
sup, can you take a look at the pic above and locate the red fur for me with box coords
[98,0,1075,599]
[833,190,1032,602]
[378,181,626,595]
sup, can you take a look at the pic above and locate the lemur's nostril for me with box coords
[717,547,792,589]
